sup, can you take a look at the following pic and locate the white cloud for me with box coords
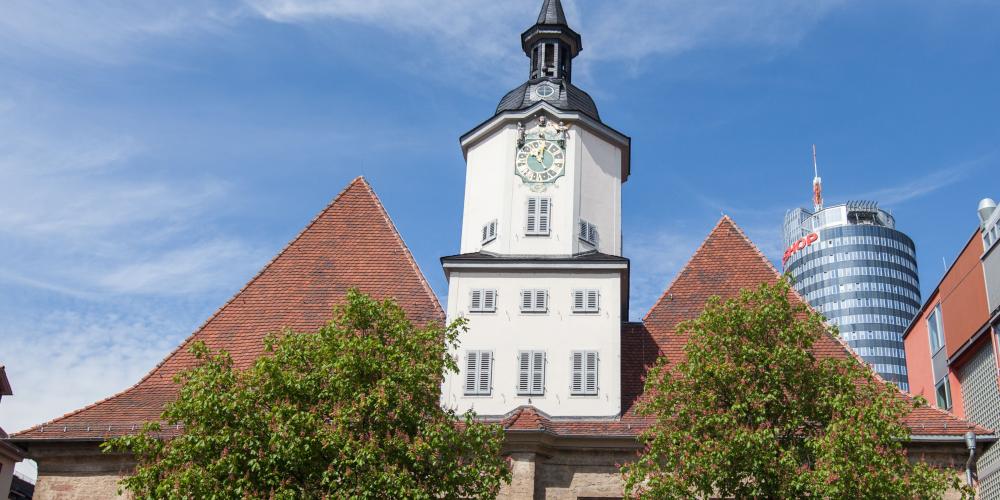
[853,155,992,206]
[1,310,191,480]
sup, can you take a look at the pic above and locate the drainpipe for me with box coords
[965,431,978,487]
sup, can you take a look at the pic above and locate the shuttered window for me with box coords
[481,220,498,245]
[517,351,546,395]
[571,289,600,313]
[469,289,497,313]
[464,351,493,396]
[526,197,551,235]
[520,289,548,313]
[571,351,599,395]
[578,220,598,245]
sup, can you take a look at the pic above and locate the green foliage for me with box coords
[622,278,969,499]
[104,290,511,499]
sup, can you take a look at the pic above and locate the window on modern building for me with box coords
[928,305,945,353]
[481,219,498,245]
[578,220,598,246]
[517,351,546,395]
[464,351,493,396]
[935,377,952,410]
[520,289,548,313]
[572,289,600,313]
[571,351,599,395]
[526,197,551,235]
[469,289,497,313]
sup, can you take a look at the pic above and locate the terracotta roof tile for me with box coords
[542,217,989,437]
[14,177,444,440]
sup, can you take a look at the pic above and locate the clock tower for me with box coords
[441,0,631,419]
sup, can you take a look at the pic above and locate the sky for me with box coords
[2,0,999,479]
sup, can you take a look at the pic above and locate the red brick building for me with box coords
[905,218,1000,494]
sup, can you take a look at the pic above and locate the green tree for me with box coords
[622,279,967,499]
[104,290,510,499]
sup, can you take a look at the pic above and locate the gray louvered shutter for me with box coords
[517,352,531,394]
[571,351,584,394]
[586,290,599,312]
[526,198,538,233]
[521,290,533,312]
[470,290,482,311]
[478,352,492,394]
[534,290,547,311]
[538,198,551,234]
[585,352,598,394]
[588,223,598,244]
[483,290,496,312]
[531,351,545,395]
[572,290,585,312]
[465,352,479,394]
[482,224,489,242]
[579,220,588,240]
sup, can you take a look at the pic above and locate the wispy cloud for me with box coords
[0,309,193,480]
[853,155,993,206]
[0,0,245,64]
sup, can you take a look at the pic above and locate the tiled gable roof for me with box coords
[537,217,990,437]
[13,177,444,440]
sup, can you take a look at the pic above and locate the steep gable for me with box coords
[14,177,444,440]
[620,216,986,436]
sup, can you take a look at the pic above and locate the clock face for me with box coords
[515,139,566,184]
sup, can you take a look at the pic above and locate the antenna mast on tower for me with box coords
[812,144,824,212]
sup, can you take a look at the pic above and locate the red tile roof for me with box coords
[13,177,444,440]
[522,217,990,438]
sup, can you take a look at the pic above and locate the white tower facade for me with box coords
[441,0,631,418]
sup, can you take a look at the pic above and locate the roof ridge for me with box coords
[358,178,444,316]
[15,176,382,437]
[641,216,731,322]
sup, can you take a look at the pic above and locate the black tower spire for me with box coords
[494,0,599,121]
[522,0,581,81]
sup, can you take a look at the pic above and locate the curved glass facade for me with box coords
[783,204,919,391]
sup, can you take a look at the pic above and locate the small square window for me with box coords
[571,289,600,313]
[578,220,598,246]
[520,289,548,313]
[469,289,497,313]
[481,220,498,245]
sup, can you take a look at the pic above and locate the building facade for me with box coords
[905,197,1000,495]
[439,0,630,419]
[783,201,920,390]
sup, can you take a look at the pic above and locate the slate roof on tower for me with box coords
[490,217,992,438]
[536,0,568,25]
[12,177,444,441]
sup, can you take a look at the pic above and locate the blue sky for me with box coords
[2,0,999,478]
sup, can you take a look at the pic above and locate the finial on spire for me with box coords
[812,144,824,212]
[537,0,568,26]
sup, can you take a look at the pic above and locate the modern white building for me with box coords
[440,0,631,419]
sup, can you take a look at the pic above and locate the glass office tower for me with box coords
[783,201,920,391]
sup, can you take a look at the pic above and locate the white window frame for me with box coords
[571,289,600,314]
[570,351,599,396]
[526,197,551,236]
[578,219,598,246]
[517,351,546,396]
[481,219,498,245]
[520,289,548,313]
[935,376,952,410]
[464,351,493,396]
[469,289,497,313]
[928,305,944,354]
